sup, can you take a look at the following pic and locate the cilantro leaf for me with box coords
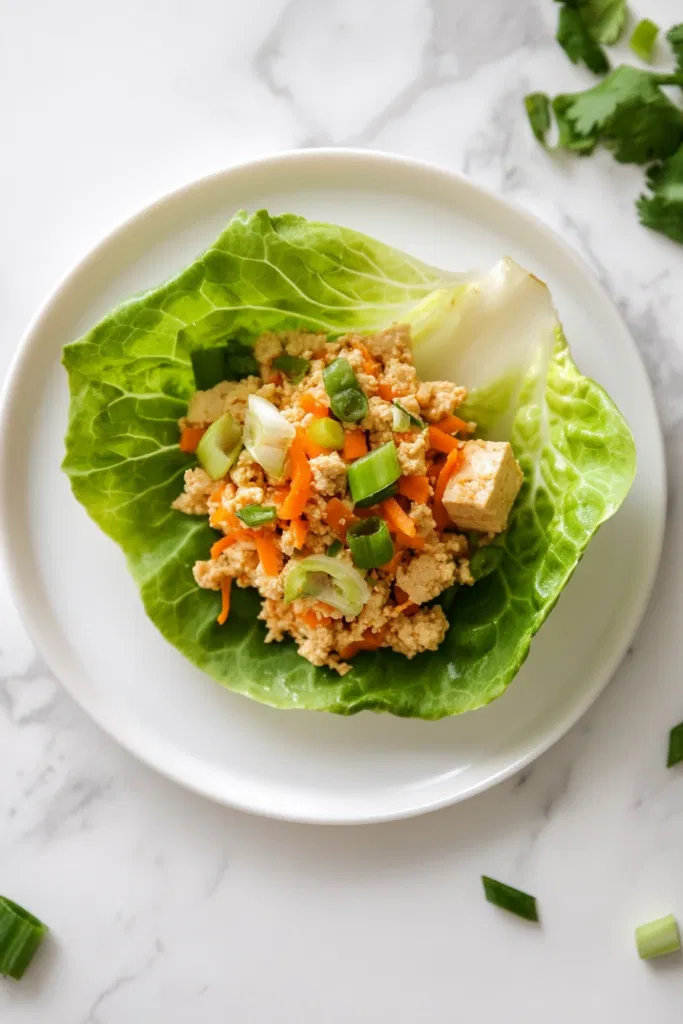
[637,144,683,243]
[557,4,609,74]
[667,24,683,73]
[524,92,552,144]
[553,66,683,164]
[555,0,627,44]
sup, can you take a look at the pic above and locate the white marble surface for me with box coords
[2,0,683,1019]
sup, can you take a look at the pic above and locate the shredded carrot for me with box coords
[342,430,368,461]
[291,518,309,549]
[380,550,403,574]
[426,455,445,481]
[395,530,425,550]
[357,342,380,376]
[179,425,206,453]
[381,497,416,537]
[300,393,329,417]
[210,483,227,504]
[210,535,236,560]
[302,608,333,629]
[326,497,355,539]
[398,475,431,504]
[428,425,460,454]
[377,383,395,401]
[271,486,290,506]
[209,507,228,529]
[217,578,232,625]
[434,414,472,435]
[296,425,327,459]
[338,628,385,660]
[394,584,410,605]
[255,533,282,576]
[279,436,312,520]
[432,447,464,529]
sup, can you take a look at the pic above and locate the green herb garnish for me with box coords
[524,92,552,144]
[556,4,609,74]
[236,504,277,528]
[273,354,310,383]
[482,877,538,922]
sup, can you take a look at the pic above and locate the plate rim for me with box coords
[0,147,666,824]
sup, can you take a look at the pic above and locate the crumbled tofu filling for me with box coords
[173,326,522,674]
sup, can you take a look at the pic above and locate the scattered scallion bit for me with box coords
[347,441,401,507]
[666,720,683,767]
[392,399,425,430]
[273,354,310,383]
[307,417,345,450]
[236,504,277,528]
[482,876,539,922]
[326,539,343,557]
[630,19,659,63]
[0,896,48,980]
[635,913,681,959]
[524,92,552,144]
[347,516,394,570]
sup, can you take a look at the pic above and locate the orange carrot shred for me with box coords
[302,608,332,629]
[326,497,355,539]
[210,483,227,504]
[217,578,232,625]
[296,425,327,459]
[434,414,472,435]
[357,342,380,376]
[432,448,464,530]
[300,393,329,418]
[343,430,368,462]
[428,425,460,454]
[279,436,312,520]
[255,533,282,576]
[394,584,410,605]
[210,535,236,560]
[338,628,385,660]
[179,425,206,453]
[398,475,431,504]
[395,531,425,550]
[291,518,309,550]
[377,383,395,401]
[380,497,416,537]
[380,550,403,574]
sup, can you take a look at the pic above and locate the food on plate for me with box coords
[172,324,522,675]
[62,210,635,717]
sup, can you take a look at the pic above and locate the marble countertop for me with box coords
[2,0,683,1019]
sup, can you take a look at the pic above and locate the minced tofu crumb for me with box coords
[173,325,522,675]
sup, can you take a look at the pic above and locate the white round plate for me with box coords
[0,150,664,824]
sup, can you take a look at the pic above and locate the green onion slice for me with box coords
[273,354,310,383]
[236,504,277,528]
[323,357,358,396]
[393,400,425,430]
[667,721,683,767]
[482,877,539,922]
[630,18,659,62]
[391,403,411,432]
[347,517,394,569]
[196,412,243,480]
[636,914,681,959]
[354,481,399,508]
[307,417,345,450]
[0,896,48,980]
[347,441,401,506]
[191,344,259,390]
[284,554,369,618]
[330,387,368,424]
[243,395,295,479]
[326,539,343,557]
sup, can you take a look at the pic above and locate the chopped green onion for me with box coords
[284,554,369,617]
[636,914,680,959]
[391,403,411,432]
[224,343,260,381]
[667,721,683,767]
[347,441,401,506]
[330,387,368,424]
[0,896,48,980]
[524,92,552,145]
[243,395,295,479]
[273,354,310,383]
[482,877,538,922]
[630,18,659,62]
[323,357,358,396]
[347,517,394,569]
[326,539,343,557]
[307,417,345,450]
[354,481,399,508]
[196,412,242,480]
[236,504,277,528]
[393,400,425,430]
[191,343,259,390]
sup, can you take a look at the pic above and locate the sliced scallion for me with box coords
[0,896,48,980]
[243,395,295,479]
[236,504,277,528]
[635,914,680,959]
[391,403,411,432]
[347,441,401,506]
[196,412,242,480]
[667,721,683,767]
[330,387,368,424]
[347,517,394,569]
[393,400,425,430]
[273,354,310,383]
[224,343,260,381]
[307,417,345,450]
[191,347,228,391]
[284,554,369,617]
[323,357,358,396]
[354,481,398,508]
[326,539,343,557]
[630,18,659,62]
[482,877,538,922]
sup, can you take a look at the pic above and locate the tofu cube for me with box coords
[442,440,523,534]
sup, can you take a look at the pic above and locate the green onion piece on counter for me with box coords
[323,357,358,396]
[354,481,399,508]
[393,400,425,430]
[273,354,310,383]
[284,554,370,617]
[190,347,228,391]
[196,412,242,480]
[326,539,343,557]
[391,403,411,432]
[347,441,401,506]
[524,92,552,145]
[630,18,659,62]
[307,417,345,450]
[635,914,681,959]
[236,504,277,528]
[330,387,369,424]
[667,721,683,767]
[0,896,48,980]
[347,517,394,569]
[482,877,539,922]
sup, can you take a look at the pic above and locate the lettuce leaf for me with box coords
[62,211,635,718]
